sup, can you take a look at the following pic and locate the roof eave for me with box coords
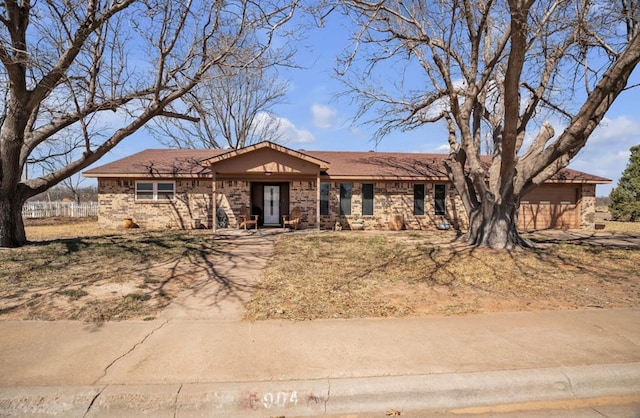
[83,172,214,179]
[322,175,450,181]
[545,179,612,184]
[200,141,330,170]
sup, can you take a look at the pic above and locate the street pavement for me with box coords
[0,230,639,417]
[0,309,639,417]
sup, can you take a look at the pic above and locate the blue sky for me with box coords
[100,12,640,197]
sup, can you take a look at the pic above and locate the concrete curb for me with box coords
[1,362,639,417]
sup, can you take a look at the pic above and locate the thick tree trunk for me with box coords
[465,192,530,249]
[0,191,27,248]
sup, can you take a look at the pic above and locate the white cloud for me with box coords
[569,116,640,195]
[408,143,449,153]
[590,116,640,142]
[311,104,337,129]
[278,118,316,144]
[254,112,315,145]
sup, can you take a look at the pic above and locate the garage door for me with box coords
[518,185,579,230]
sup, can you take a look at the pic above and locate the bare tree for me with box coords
[150,53,290,149]
[0,0,299,247]
[337,0,640,249]
[32,134,90,203]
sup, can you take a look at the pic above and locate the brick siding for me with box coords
[97,178,212,229]
[319,181,467,231]
[98,178,595,231]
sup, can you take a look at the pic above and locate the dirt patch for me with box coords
[244,230,640,320]
[0,224,234,322]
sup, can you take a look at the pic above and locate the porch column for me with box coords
[316,173,321,231]
[212,172,217,234]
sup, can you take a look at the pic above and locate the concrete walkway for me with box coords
[1,309,639,416]
[157,229,279,321]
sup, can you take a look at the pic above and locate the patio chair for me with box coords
[282,207,302,230]
[238,206,258,230]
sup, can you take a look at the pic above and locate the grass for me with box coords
[599,220,640,234]
[3,218,640,322]
[0,220,223,322]
[244,230,640,320]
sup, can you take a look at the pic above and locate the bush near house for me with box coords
[609,145,640,222]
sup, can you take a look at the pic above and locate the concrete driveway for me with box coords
[526,229,640,248]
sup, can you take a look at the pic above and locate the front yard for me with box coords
[244,230,640,320]
[1,218,638,321]
[0,220,223,321]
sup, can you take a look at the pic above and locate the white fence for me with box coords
[22,201,99,219]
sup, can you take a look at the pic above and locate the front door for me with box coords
[263,185,280,225]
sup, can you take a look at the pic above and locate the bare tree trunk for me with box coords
[465,191,529,249]
[0,190,26,248]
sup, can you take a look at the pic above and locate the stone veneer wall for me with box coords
[214,180,250,228]
[319,181,468,231]
[579,183,596,229]
[97,178,213,229]
[286,181,316,228]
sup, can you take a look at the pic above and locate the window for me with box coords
[434,184,446,215]
[414,184,425,215]
[135,182,154,200]
[320,182,330,216]
[157,182,175,200]
[362,183,374,216]
[136,181,175,201]
[339,183,352,216]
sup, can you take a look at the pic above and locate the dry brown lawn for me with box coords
[2,218,639,322]
[0,218,223,321]
[599,220,640,234]
[244,230,640,320]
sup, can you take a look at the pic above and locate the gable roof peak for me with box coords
[200,141,330,169]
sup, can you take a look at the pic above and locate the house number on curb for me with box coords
[249,391,298,409]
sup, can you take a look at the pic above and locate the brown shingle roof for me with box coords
[202,141,331,169]
[83,147,611,183]
[306,151,449,179]
[83,149,227,177]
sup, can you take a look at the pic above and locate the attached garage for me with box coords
[519,183,598,230]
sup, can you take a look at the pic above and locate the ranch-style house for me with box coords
[83,141,610,232]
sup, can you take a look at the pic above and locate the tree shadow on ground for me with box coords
[0,230,274,322]
[404,230,640,308]
[227,229,640,320]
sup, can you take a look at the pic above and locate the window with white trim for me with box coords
[135,181,175,201]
